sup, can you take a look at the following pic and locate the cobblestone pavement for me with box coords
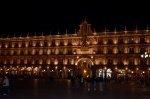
[0,78,150,99]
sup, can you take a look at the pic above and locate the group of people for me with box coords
[71,74,111,92]
[0,73,111,95]
[86,75,104,91]
[0,74,10,96]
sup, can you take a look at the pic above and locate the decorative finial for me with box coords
[114,26,116,34]
[20,32,22,37]
[49,30,51,35]
[94,27,96,33]
[7,33,9,38]
[105,27,107,35]
[27,32,29,37]
[147,25,148,30]
[125,26,127,34]
[75,29,76,34]
[42,31,44,36]
[57,30,59,35]
[84,18,86,22]
[125,26,127,31]
[135,25,138,33]
[146,25,149,33]
[35,32,36,36]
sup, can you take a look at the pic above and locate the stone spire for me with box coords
[20,32,22,37]
[66,29,67,35]
[93,27,97,35]
[75,29,76,34]
[57,30,59,35]
[94,27,96,33]
[124,26,127,34]
[27,32,29,37]
[42,31,44,36]
[147,25,149,30]
[114,26,116,34]
[135,25,138,33]
[34,32,36,36]
[49,30,51,35]
[7,33,9,38]
[125,26,127,31]
[146,25,149,33]
[104,27,107,35]
[84,18,86,22]
[14,33,15,37]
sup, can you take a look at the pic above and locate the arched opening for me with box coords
[96,68,112,78]
[75,58,94,78]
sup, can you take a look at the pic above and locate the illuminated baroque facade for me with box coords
[0,20,150,79]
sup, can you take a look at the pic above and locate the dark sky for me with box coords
[0,1,150,37]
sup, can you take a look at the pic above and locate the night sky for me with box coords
[0,1,150,37]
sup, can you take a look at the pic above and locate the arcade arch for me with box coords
[75,58,112,78]
[75,58,94,78]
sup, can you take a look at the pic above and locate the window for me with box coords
[119,47,123,53]
[140,37,145,44]
[108,48,113,54]
[129,59,134,65]
[129,47,134,53]
[108,59,113,65]
[129,37,134,43]
[140,48,145,54]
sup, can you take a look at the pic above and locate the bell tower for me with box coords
[77,19,93,36]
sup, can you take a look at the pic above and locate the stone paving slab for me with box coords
[0,78,150,99]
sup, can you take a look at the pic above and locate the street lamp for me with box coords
[141,52,150,79]
[141,52,150,58]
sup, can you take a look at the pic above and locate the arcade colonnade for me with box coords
[0,57,149,80]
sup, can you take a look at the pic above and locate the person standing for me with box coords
[98,75,104,91]
[71,76,75,88]
[1,75,10,95]
[92,76,97,91]
[140,76,144,87]
[87,76,91,91]
[75,77,80,88]
[107,75,111,85]
[80,76,84,88]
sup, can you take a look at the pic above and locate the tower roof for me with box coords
[77,20,93,36]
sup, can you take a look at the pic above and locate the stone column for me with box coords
[92,65,96,77]
[47,66,50,77]
[73,66,76,77]
[38,67,42,77]
[62,69,66,79]
[55,67,58,78]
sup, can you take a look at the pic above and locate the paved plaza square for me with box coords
[0,78,150,99]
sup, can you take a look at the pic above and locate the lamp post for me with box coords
[141,51,150,79]
[141,52,150,58]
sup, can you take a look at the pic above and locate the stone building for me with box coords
[0,20,150,80]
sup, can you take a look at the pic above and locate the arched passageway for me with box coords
[75,58,94,78]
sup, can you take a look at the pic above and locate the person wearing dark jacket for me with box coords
[98,75,104,91]
[87,76,91,91]
[1,75,10,95]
